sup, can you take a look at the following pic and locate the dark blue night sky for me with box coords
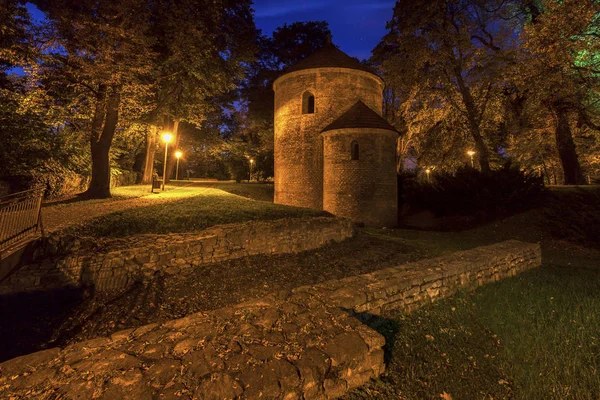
[26,0,396,61]
[252,0,396,60]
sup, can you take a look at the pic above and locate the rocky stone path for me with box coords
[0,290,386,400]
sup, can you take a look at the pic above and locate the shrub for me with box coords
[400,164,546,219]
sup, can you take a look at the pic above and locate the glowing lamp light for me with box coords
[162,132,173,143]
[467,150,476,167]
[249,158,254,182]
[175,150,183,180]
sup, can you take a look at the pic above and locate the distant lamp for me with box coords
[425,168,431,182]
[161,132,173,190]
[467,150,476,168]
[175,150,183,181]
[249,158,254,182]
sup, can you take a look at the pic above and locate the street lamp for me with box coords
[161,132,173,191]
[249,158,254,182]
[425,168,431,182]
[467,150,476,168]
[175,150,182,181]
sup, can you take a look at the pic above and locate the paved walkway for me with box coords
[42,183,209,233]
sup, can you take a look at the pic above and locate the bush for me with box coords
[400,164,546,219]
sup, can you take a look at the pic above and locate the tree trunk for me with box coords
[85,86,121,198]
[165,119,180,183]
[141,126,158,184]
[455,73,491,172]
[554,107,585,185]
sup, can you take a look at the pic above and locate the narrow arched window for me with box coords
[302,91,315,114]
[351,141,359,160]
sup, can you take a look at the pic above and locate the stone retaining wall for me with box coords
[0,217,354,295]
[0,240,541,399]
[297,239,542,316]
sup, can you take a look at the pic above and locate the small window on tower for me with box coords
[302,91,315,114]
[351,141,359,160]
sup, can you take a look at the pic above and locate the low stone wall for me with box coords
[296,240,542,316]
[0,217,354,295]
[0,291,385,399]
[0,240,542,399]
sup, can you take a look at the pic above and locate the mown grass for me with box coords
[43,181,192,207]
[212,182,274,202]
[110,180,191,200]
[65,187,326,238]
[348,266,600,400]
[349,186,600,400]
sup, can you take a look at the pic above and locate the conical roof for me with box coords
[283,43,377,75]
[321,101,398,133]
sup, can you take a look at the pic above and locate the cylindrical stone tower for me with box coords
[273,44,384,210]
[322,101,399,227]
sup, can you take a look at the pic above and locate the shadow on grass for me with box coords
[354,312,400,365]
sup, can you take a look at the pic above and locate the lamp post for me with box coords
[467,150,476,168]
[175,150,182,181]
[425,168,431,182]
[161,132,173,190]
[249,159,254,182]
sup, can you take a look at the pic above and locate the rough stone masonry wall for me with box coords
[273,68,383,210]
[322,129,398,227]
[0,240,541,400]
[0,217,354,295]
[296,240,542,316]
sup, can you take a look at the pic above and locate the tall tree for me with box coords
[34,0,257,196]
[33,0,154,198]
[374,0,517,171]
[144,0,256,183]
[514,0,600,184]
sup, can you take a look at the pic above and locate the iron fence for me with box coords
[0,187,44,256]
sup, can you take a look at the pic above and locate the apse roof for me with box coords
[283,43,377,75]
[321,100,399,133]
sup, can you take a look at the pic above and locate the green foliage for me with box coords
[400,164,546,218]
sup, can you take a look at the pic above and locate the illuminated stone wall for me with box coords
[323,128,398,227]
[0,240,540,399]
[0,217,354,295]
[295,240,542,316]
[273,68,383,210]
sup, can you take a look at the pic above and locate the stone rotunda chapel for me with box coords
[273,43,399,227]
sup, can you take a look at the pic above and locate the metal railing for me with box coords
[0,187,44,256]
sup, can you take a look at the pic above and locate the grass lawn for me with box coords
[64,186,326,238]
[43,180,193,206]
[109,180,192,199]
[348,186,600,400]
[191,182,275,202]
[347,265,600,400]
[215,182,275,202]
